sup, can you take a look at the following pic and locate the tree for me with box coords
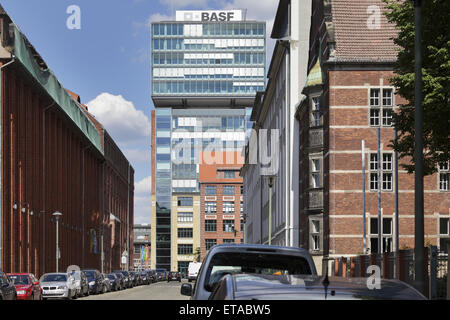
[383,0,450,175]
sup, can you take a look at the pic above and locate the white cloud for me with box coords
[86,93,150,146]
[134,176,151,225]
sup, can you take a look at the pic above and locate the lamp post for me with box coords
[53,211,62,272]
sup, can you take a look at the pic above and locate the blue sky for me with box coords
[0,0,278,224]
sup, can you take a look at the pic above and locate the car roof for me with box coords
[226,274,426,300]
[207,244,312,255]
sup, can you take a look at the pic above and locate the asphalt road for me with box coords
[78,280,190,300]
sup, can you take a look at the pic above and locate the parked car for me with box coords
[113,271,126,290]
[69,270,89,297]
[106,273,121,291]
[128,271,137,286]
[167,271,181,282]
[208,273,427,300]
[8,273,42,300]
[180,244,317,300]
[101,274,111,293]
[140,271,149,285]
[82,269,104,294]
[148,270,157,283]
[40,273,77,300]
[114,270,132,288]
[0,271,17,300]
[188,262,202,282]
[155,268,167,281]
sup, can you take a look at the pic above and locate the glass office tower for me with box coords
[151,10,265,271]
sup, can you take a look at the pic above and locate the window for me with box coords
[369,153,393,191]
[311,220,321,252]
[224,171,236,179]
[205,186,217,195]
[310,97,322,127]
[370,88,394,127]
[134,244,141,254]
[178,197,193,206]
[370,217,392,253]
[205,239,217,251]
[223,186,235,195]
[223,220,235,232]
[178,228,193,238]
[178,261,189,275]
[223,239,234,244]
[205,220,217,232]
[177,212,193,223]
[178,244,193,255]
[240,186,244,194]
[241,219,244,232]
[205,202,217,214]
[439,218,450,248]
[222,202,235,214]
[310,159,321,189]
[439,161,449,191]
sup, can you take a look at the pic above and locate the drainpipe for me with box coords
[127,163,130,271]
[41,100,56,275]
[0,56,15,270]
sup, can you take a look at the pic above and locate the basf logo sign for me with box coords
[176,10,243,22]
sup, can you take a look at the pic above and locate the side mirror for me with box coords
[33,281,40,286]
[180,283,192,296]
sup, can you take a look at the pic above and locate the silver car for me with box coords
[40,273,77,300]
[181,244,317,300]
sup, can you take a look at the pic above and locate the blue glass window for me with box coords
[205,186,217,195]
[223,186,235,195]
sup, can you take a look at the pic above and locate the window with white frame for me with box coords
[369,153,393,191]
[311,220,321,251]
[310,97,322,127]
[439,161,449,191]
[177,212,193,223]
[205,202,217,214]
[222,201,235,213]
[439,218,450,249]
[310,158,322,189]
[370,88,393,127]
[369,217,393,253]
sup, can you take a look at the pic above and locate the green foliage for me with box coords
[383,0,450,175]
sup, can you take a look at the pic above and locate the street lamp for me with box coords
[53,211,62,272]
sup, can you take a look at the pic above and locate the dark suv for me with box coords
[114,270,132,288]
[0,272,16,300]
[82,269,103,295]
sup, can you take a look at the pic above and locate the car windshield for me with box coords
[204,252,312,291]
[41,274,67,282]
[9,275,30,285]
[107,275,115,280]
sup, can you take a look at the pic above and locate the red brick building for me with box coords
[199,151,244,259]
[295,0,449,271]
[0,7,134,276]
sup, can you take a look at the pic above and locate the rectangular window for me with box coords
[177,212,193,223]
[311,159,321,189]
[370,88,394,127]
[178,197,193,206]
[205,220,217,232]
[205,186,217,195]
[223,220,235,232]
[205,202,217,214]
[370,153,393,191]
[224,170,236,179]
[370,217,393,253]
[177,228,193,238]
[311,97,322,127]
[205,239,217,251]
[311,220,320,251]
[223,202,235,213]
[223,239,235,244]
[382,173,393,191]
[223,186,235,195]
[439,161,450,191]
[440,218,449,235]
[177,244,193,255]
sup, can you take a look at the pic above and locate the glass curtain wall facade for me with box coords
[151,11,265,271]
[151,21,266,96]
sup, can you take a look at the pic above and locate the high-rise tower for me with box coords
[150,9,266,272]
